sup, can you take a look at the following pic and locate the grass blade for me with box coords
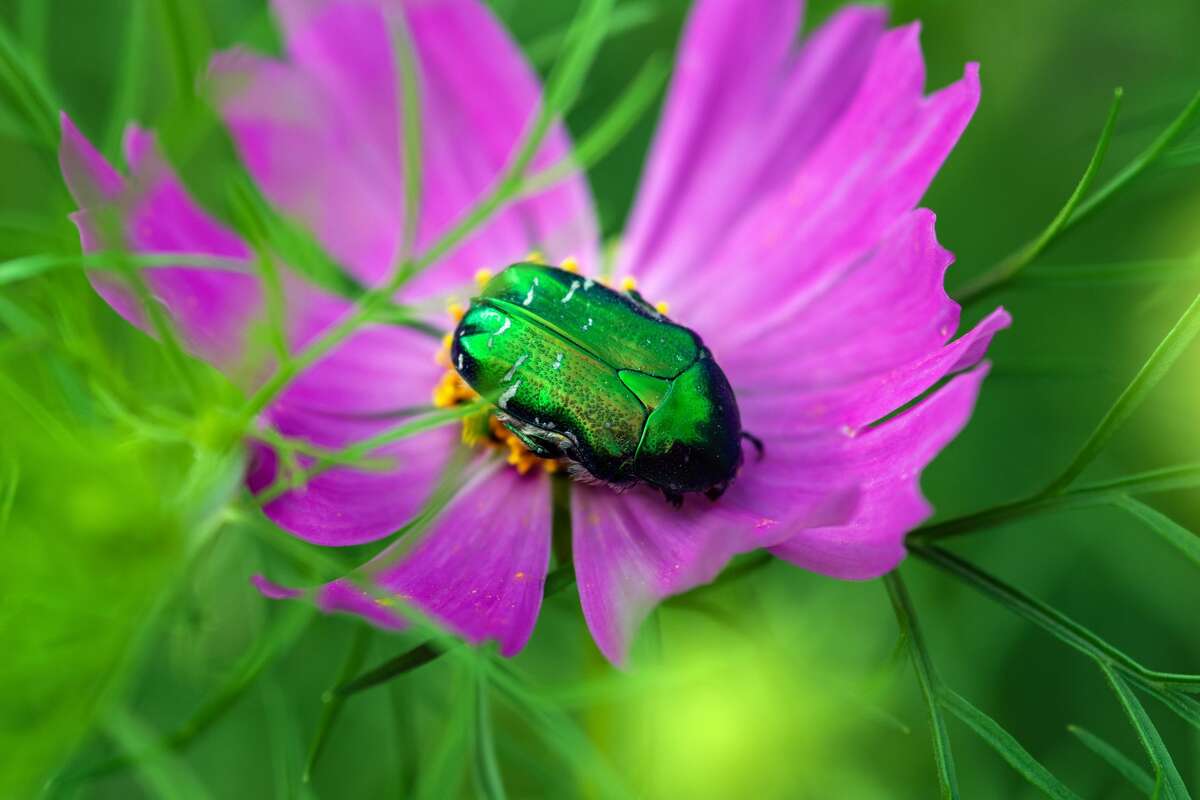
[955,88,1121,303]
[910,545,1200,691]
[63,603,313,784]
[911,463,1200,544]
[521,53,670,196]
[1040,289,1200,495]
[104,0,149,154]
[958,84,1200,304]
[1112,495,1200,568]
[391,15,423,266]
[1068,724,1155,796]
[0,19,58,161]
[337,641,452,696]
[156,0,213,104]
[939,688,1082,800]
[526,1,657,65]
[883,572,959,799]
[1100,665,1192,799]
[473,671,508,800]
[303,624,373,782]
[1011,258,1200,288]
[103,708,211,800]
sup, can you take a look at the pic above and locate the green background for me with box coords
[1,0,1199,797]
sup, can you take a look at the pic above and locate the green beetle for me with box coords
[450,263,758,505]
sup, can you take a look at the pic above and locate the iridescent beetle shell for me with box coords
[450,263,746,502]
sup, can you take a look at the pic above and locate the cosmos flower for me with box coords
[58,0,1009,665]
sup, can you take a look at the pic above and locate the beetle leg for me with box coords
[661,489,684,509]
[704,484,727,502]
[741,431,766,461]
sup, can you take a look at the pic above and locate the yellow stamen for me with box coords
[447,302,466,322]
[474,268,493,288]
[655,300,670,315]
[560,256,580,273]
[619,276,638,292]
[526,250,544,264]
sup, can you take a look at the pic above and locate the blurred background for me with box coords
[2,0,1199,797]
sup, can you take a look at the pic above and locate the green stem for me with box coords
[63,604,313,784]
[1038,290,1200,496]
[473,671,508,800]
[957,85,1200,306]
[233,0,613,425]
[910,544,1200,691]
[910,462,1200,544]
[955,88,1122,305]
[304,625,373,782]
[883,572,960,799]
[254,402,483,507]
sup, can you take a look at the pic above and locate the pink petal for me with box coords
[736,307,1010,437]
[246,300,455,545]
[770,364,992,578]
[59,115,263,369]
[722,209,1012,434]
[572,468,859,666]
[208,39,400,288]
[60,115,459,548]
[213,0,599,297]
[247,419,458,547]
[618,3,886,286]
[256,468,553,656]
[630,14,979,324]
[59,112,123,205]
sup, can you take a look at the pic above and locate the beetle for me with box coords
[450,262,760,506]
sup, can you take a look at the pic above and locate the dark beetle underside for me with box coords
[451,263,747,503]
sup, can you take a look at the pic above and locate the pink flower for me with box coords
[59,0,1009,664]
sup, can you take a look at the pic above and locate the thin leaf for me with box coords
[65,603,313,783]
[910,545,1200,692]
[939,688,1082,800]
[0,458,18,532]
[17,0,48,68]
[959,84,1200,304]
[473,671,508,800]
[235,0,616,422]
[103,708,210,800]
[304,625,373,782]
[104,0,149,154]
[1068,724,1155,796]
[156,0,212,104]
[1100,665,1192,800]
[226,176,369,301]
[526,1,657,65]
[1040,288,1200,495]
[1012,259,1200,288]
[414,664,473,800]
[1070,87,1200,227]
[883,572,960,799]
[391,15,423,266]
[1163,140,1200,168]
[910,463,1200,544]
[337,641,452,697]
[487,661,636,800]
[0,19,58,150]
[955,88,1122,303]
[337,560,583,699]
[521,53,670,196]
[1112,495,1200,568]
